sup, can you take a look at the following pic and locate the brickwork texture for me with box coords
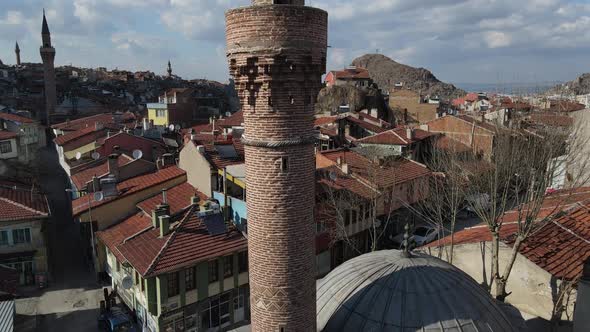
[226,1,327,330]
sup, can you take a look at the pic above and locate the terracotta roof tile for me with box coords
[320,149,431,189]
[358,128,435,146]
[97,212,152,263]
[0,183,50,221]
[0,113,34,124]
[72,166,186,217]
[70,154,134,191]
[53,126,99,146]
[52,113,115,131]
[434,136,471,154]
[137,182,208,216]
[345,116,387,134]
[219,110,244,127]
[0,131,17,140]
[314,116,339,127]
[118,207,247,277]
[331,67,370,80]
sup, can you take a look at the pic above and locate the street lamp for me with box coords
[66,183,105,278]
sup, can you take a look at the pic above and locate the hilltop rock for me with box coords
[351,54,465,100]
[549,73,590,95]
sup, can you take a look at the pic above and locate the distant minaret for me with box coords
[40,9,57,126]
[15,42,21,66]
[167,60,172,78]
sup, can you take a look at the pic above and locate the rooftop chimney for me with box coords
[191,195,201,206]
[406,128,415,141]
[107,154,119,181]
[152,205,168,228]
[159,215,171,237]
[341,162,350,175]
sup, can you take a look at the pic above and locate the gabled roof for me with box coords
[357,127,435,146]
[0,181,50,221]
[330,67,370,80]
[319,149,431,189]
[0,131,17,140]
[96,212,152,263]
[137,182,207,217]
[0,112,34,124]
[317,166,375,199]
[53,126,101,146]
[117,206,247,277]
[70,154,134,191]
[425,188,590,281]
[52,113,115,131]
[72,166,186,217]
[314,116,339,127]
[344,116,387,134]
[219,110,244,128]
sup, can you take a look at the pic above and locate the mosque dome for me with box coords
[317,250,518,331]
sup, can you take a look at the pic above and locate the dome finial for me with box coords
[401,223,411,257]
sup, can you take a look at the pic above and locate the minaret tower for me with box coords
[226,1,327,331]
[40,9,57,125]
[167,60,172,78]
[15,42,21,66]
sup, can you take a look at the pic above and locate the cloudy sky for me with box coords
[1,0,589,84]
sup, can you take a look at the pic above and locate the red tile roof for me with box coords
[0,131,17,140]
[0,112,34,124]
[190,139,245,170]
[0,183,50,222]
[345,116,387,134]
[320,149,431,189]
[314,116,339,127]
[465,93,479,103]
[97,212,152,263]
[317,166,375,199]
[529,113,573,127]
[53,126,100,146]
[72,166,186,217]
[70,154,134,191]
[357,127,435,146]
[425,188,590,281]
[52,113,115,130]
[219,110,244,128]
[331,67,371,80]
[118,206,247,277]
[137,182,207,216]
[549,101,586,113]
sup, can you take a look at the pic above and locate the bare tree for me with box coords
[461,119,590,300]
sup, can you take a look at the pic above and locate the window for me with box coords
[167,272,179,297]
[12,228,31,245]
[209,260,219,284]
[0,141,12,154]
[156,109,166,118]
[0,231,8,246]
[223,256,233,278]
[185,267,196,291]
[238,251,248,273]
[280,157,288,172]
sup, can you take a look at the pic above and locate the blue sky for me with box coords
[1,0,589,84]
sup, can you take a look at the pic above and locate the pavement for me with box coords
[15,146,107,332]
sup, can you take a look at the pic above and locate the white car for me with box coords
[390,226,439,248]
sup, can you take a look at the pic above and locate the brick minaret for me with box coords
[40,10,56,126]
[15,41,21,66]
[226,1,327,331]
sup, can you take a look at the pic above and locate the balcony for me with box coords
[213,191,247,230]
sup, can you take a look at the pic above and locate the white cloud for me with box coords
[484,31,512,48]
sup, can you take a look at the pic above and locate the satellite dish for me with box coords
[93,191,104,202]
[132,149,143,160]
[75,152,82,160]
[122,276,133,290]
[174,124,181,131]
[91,152,100,160]
[168,124,175,131]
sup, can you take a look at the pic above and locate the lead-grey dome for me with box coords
[317,250,518,331]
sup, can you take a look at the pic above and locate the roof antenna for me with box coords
[401,223,411,257]
[162,189,167,204]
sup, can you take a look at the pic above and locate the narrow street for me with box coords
[15,146,105,332]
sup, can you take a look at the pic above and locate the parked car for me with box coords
[98,307,137,332]
[390,225,439,248]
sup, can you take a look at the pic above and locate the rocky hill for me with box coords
[351,54,465,100]
[548,73,590,95]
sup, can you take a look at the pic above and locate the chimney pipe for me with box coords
[108,154,119,181]
[406,128,414,141]
[341,162,350,175]
[159,215,171,237]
